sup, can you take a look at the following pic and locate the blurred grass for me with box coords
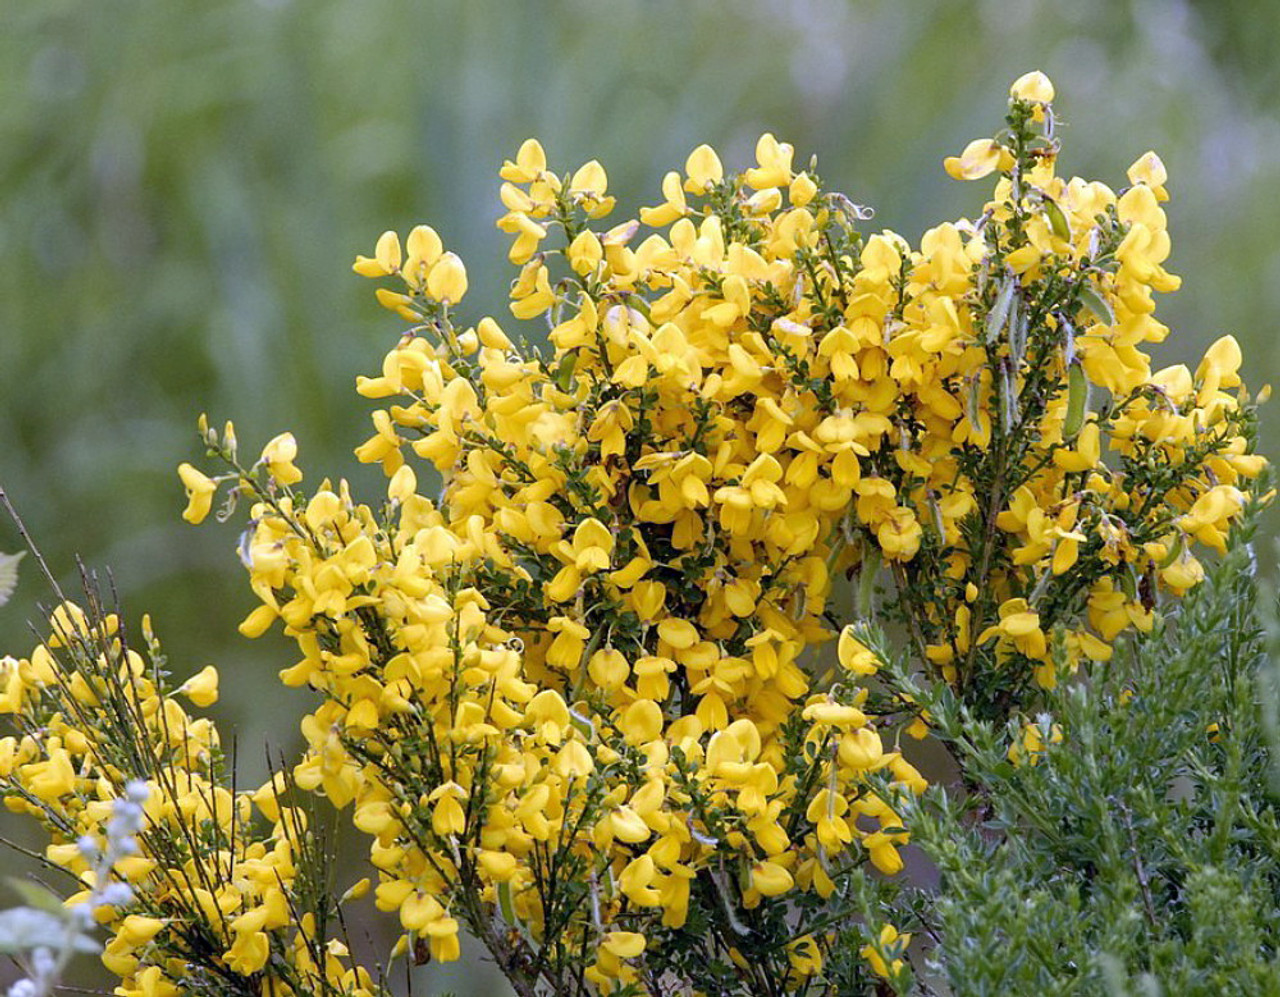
[2,1,1278,993]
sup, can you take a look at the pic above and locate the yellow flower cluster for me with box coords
[344,72,1265,705]
[6,70,1260,996]
[177,70,1268,992]
[219,432,921,991]
[1,604,382,997]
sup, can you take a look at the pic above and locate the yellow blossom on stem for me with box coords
[177,463,217,524]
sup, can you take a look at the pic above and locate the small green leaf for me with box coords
[1157,531,1185,569]
[498,880,515,924]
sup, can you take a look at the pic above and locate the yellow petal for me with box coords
[374,230,402,273]
[406,224,443,266]
[684,144,724,192]
[602,931,646,959]
[1010,70,1055,103]
[944,139,1002,181]
[180,665,219,708]
[751,861,794,897]
[427,252,469,305]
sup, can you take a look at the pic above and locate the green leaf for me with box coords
[498,880,516,923]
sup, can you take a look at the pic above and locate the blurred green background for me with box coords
[2,1,1278,993]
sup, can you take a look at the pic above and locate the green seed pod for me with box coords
[928,492,946,543]
[967,372,984,427]
[1001,360,1020,429]
[985,277,1017,345]
[1010,307,1027,368]
[1063,359,1088,439]
[1043,196,1071,241]
[554,350,578,391]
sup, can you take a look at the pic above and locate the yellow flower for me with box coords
[1196,334,1243,402]
[426,251,468,304]
[750,860,795,897]
[743,133,794,190]
[944,138,1002,181]
[876,506,923,561]
[568,517,614,572]
[1008,715,1063,766]
[639,170,689,228]
[978,598,1047,660]
[861,924,910,979]
[789,172,818,207]
[352,229,401,277]
[179,665,219,707]
[619,854,661,906]
[260,432,303,485]
[601,931,646,959]
[837,627,880,676]
[157,75,1269,993]
[567,229,603,275]
[546,616,591,670]
[1009,70,1055,104]
[500,138,547,184]
[225,913,271,975]
[838,727,884,771]
[177,463,217,525]
[1127,150,1169,202]
[683,143,723,193]
[568,159,616,217]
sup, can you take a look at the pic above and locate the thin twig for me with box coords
[1118,799,1158,930]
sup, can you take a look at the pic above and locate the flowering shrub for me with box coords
[0,590,385,997]
[1,72,1269,996]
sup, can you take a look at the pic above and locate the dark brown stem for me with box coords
[959,446,1008,693]
[1118,800,1158,931]
[890,561,933,672]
